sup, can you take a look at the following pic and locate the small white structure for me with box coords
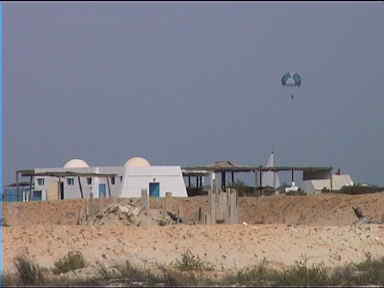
[285,181,299,193]
[121,157,187,198]
[262,152,280,190]
[302,174,354,194]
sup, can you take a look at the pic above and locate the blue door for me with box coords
[149,182,160,199]
[99,184,107,198]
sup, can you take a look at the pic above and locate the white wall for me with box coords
[29,165,188,200]
[302,174,354,194]
[120,166,188,198]
[34,166,124,200]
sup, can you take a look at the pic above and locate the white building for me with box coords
[261,152,280,189]
[121,158,187,198]
[16,156,188,201]
[302,174,354,195]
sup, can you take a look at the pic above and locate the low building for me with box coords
[121,165,187,198]
[14,157,188,201]
[302,174,354,194]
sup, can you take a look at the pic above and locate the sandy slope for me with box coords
[4,223,384,274]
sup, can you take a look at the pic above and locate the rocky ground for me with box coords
[3,193,384,280]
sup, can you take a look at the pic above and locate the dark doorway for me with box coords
[149,182,160,199]
[60,182,64,200]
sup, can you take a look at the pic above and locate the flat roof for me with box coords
[182,170,212,176]
[182,166,332,173]
[17,170,117,178]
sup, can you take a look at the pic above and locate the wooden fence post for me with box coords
[141,188,149,210]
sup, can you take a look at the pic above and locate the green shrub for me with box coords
[350,253,384,284]
[277,260,330,285]
[14,256,45,284]
[52,251,86,275]
[224,255,384,286]
[224,259,278,285]
[285,189,306,196]
[95,260,162,284]
[6,253,384,286]
[336,185,384,195]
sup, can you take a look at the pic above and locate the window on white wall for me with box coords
[32,190,42,201]
[37,178,44,186]
[111,176,115,185]
[87,177,92,185]
[67,178,75,185]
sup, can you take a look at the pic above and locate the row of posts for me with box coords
[140,187,239,225]
[199,187,239,224]
[141,189,184,218]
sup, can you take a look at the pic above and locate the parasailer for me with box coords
[281,72,302,99]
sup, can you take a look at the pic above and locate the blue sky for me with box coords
[4,2,384,185]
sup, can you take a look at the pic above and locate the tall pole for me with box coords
[29,176,33,202]
[106,176,112,198]
[254,170,258,192]
[259,168,262,188]
[16,171,19,199]
[211,172,216,192]
[78,176,83,199]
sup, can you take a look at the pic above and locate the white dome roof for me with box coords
[124,157,151,168]
[64,159,90,168]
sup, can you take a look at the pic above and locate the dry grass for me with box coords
[5,253,384,286]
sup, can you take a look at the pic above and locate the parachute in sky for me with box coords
[281,72,302,99]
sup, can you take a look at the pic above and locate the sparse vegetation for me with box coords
[14,256,46,284]
[336,184,384,195]
[321,184,384,195]
[275,259,330,285]
[95,260,159,283]
[52,251,86,275]
[224,255,384,286]
[4,252,384,286]
[113,260,160,283]
[223,257,331,286]
[95,260,211,286]
[174,249,214,271]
